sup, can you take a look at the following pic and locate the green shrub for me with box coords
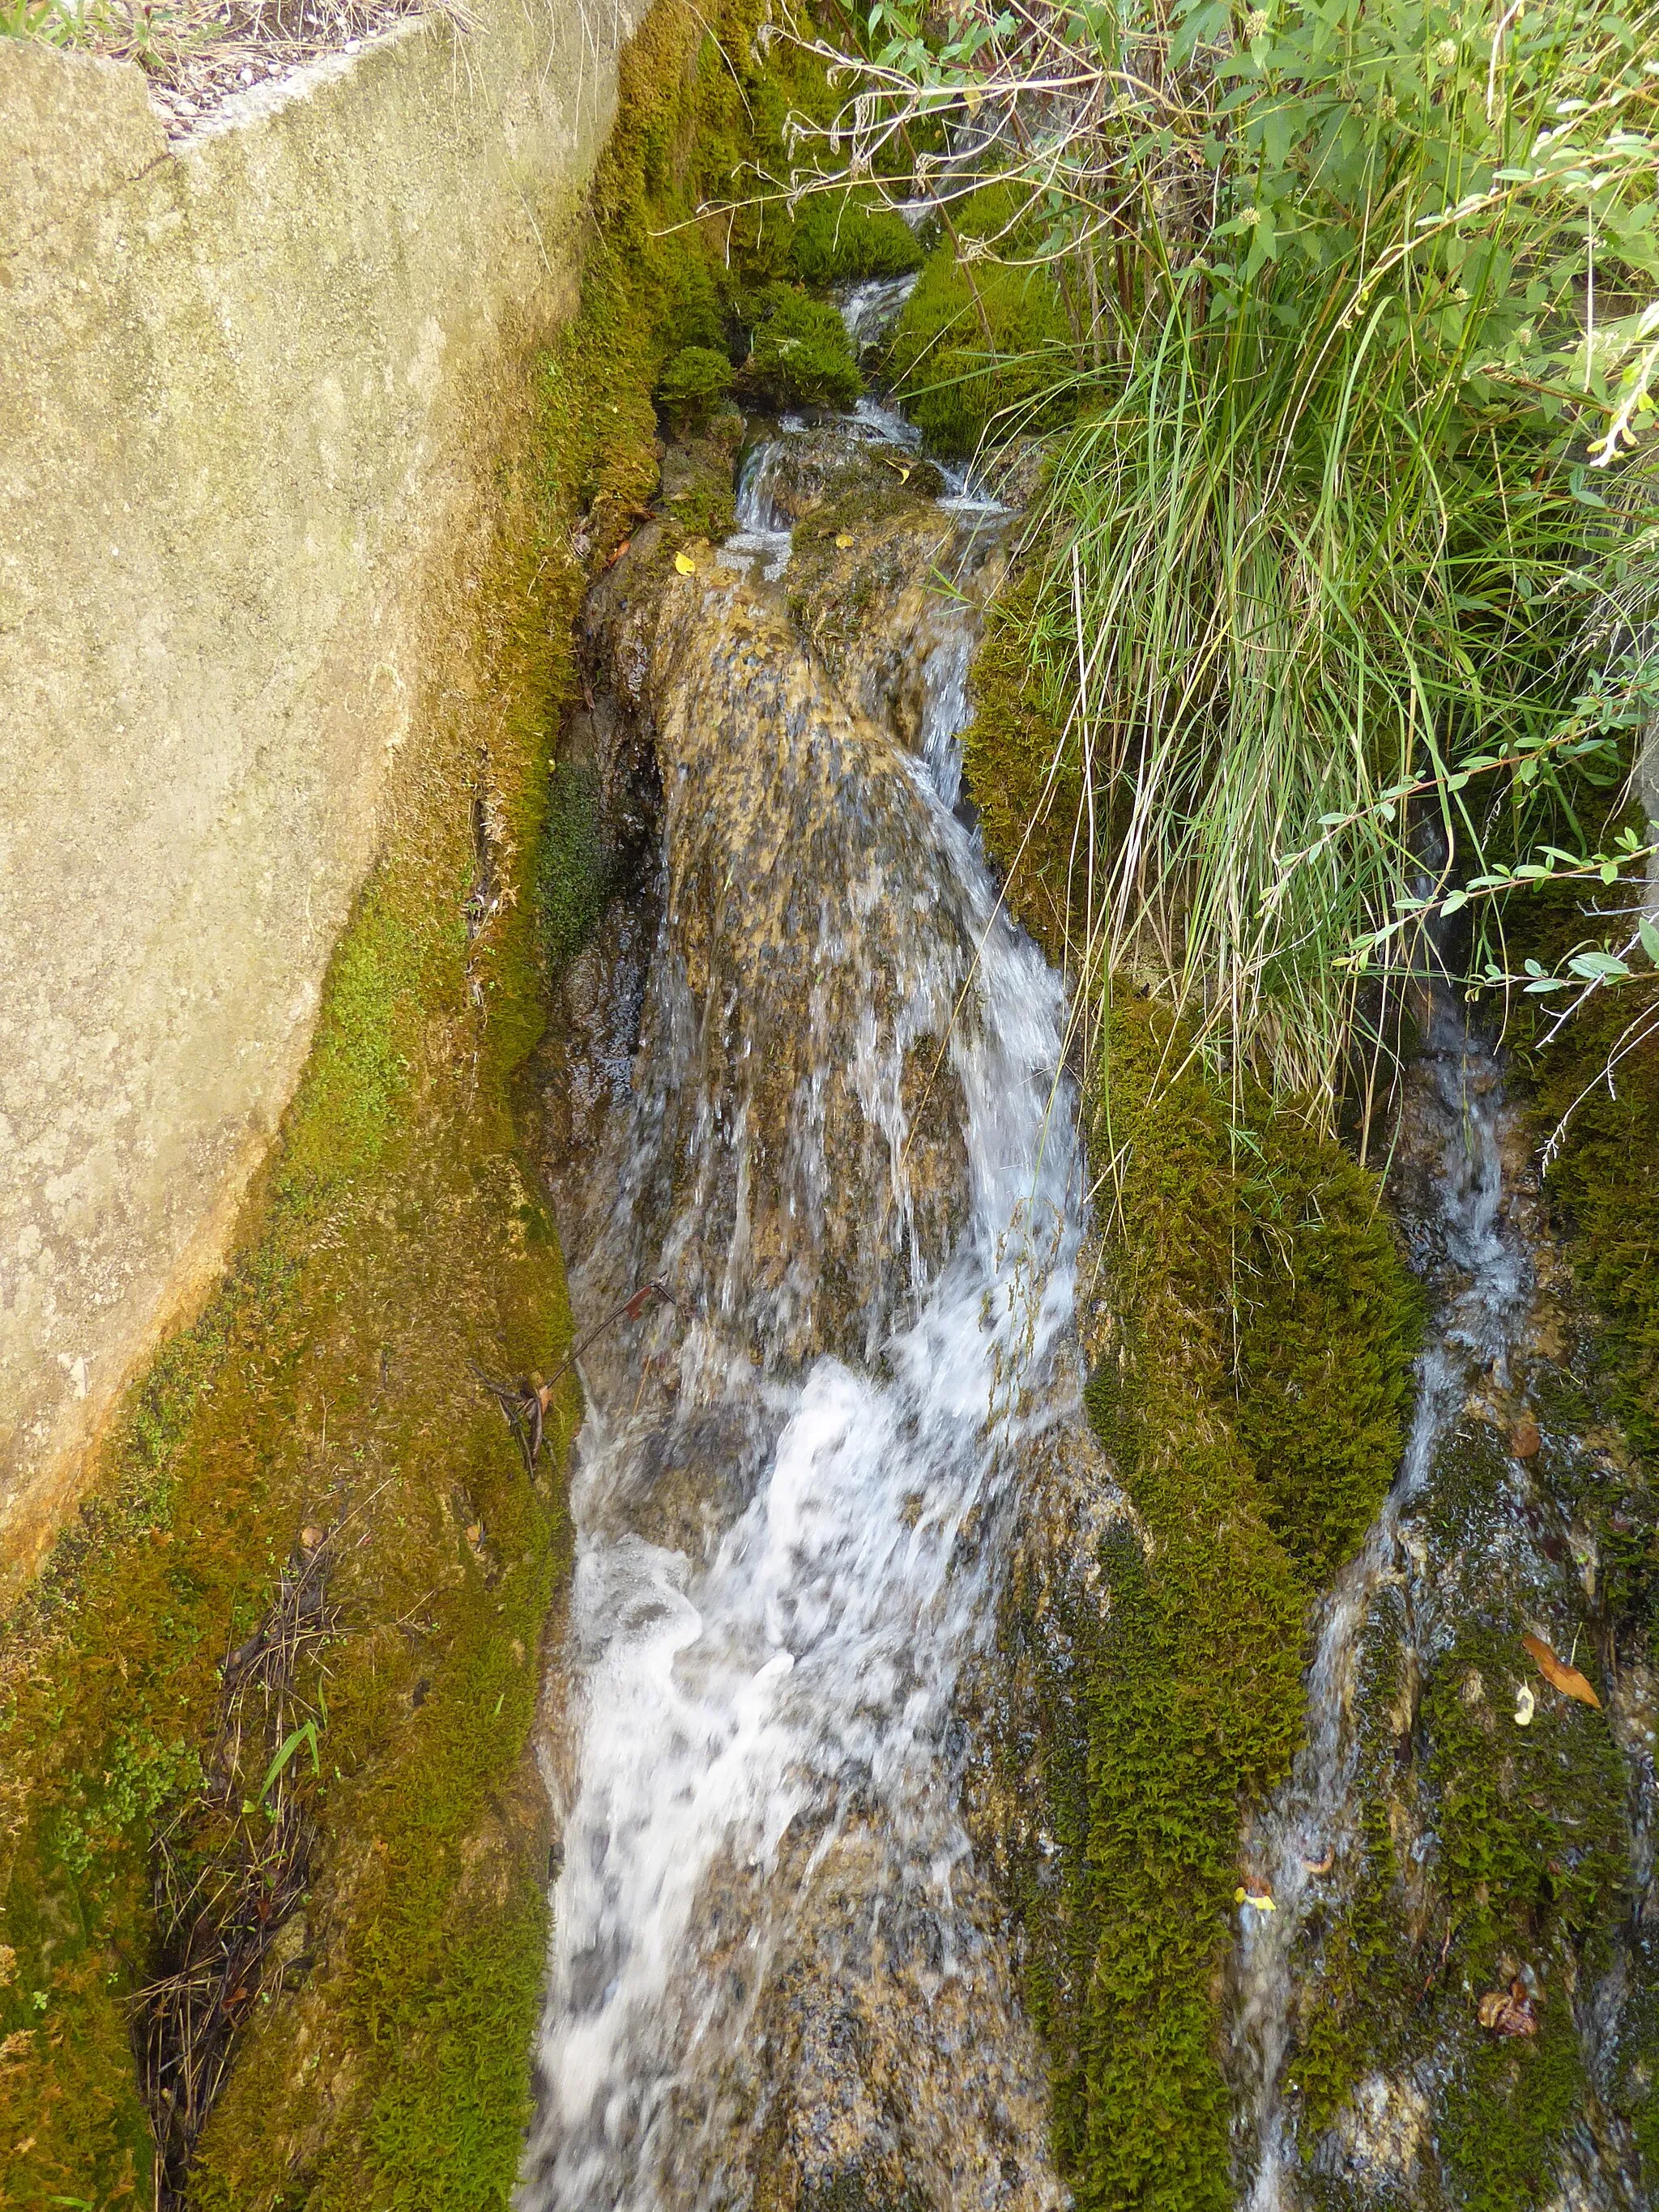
[828,0,1659,1106]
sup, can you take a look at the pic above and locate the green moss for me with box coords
[1436,1992,1589,2212]
[991,993,1420,2212]
[886,194,1073,456]
[657,343,737,428]
[1286,1616,1417,2144]
[536,761,611,978]
[1499,866,1659,2194]
[1277,1398,1633,2183]
[1422,1609,1624,2212]
[786,189,923,287]
[1514,972,1659,1473]
[959,565,1080,965]
[741,282,863,409]
[1425,1625,1623,1958]
[1235,1112,1422,1582]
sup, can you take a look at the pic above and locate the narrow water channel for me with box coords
[1231,995,1657,2205]
[518,373,1090,2208]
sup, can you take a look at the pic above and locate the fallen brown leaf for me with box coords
[1478,1978,1541,2036]
[1522,1631,1601,1709]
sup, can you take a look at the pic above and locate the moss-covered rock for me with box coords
[1516,971,1659,1478]
[885,191,1074,457]
[656,343,737,428]
[1235,1110,1423,1582]
[1282,1396,1635,2201]
[979,988,1421,2212]
[958,565,1080,964]
[1504,946,1659,2185]
[741,281,863,410]
[787,186,923,288]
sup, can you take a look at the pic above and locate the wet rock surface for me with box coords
[522,416,1083,2212]
[1230,997,1658,2209]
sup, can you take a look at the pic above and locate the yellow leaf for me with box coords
[674,550,697,576]
[835,533,854,549]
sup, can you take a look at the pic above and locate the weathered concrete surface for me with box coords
[0,0,640,1596]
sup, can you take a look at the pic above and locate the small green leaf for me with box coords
[260,1720,321,1805]
[1567,949,1631,982]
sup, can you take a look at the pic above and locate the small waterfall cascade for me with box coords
[1230,996,1657,2206]
[518,399,1093,2212]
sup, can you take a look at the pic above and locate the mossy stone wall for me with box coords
[0,0,645,1596]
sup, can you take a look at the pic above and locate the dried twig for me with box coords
[134,1523,345,2210]
[471,1278,683,1474]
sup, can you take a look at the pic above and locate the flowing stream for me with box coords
[518,380,1087,2210]
[516,328,1655,2212]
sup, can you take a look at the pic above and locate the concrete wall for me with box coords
[0,0,640,1595]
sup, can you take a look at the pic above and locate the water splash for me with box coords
[839,272,919,353]
[719,438,797,580]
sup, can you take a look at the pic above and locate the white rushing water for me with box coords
[1230,998,1533,2204]
[519,440,1084,2212]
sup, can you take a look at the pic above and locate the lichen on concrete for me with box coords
[0,0,644,1600]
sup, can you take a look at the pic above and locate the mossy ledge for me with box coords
[0,391,579,2206]
[970,629,1422,2205]
[1508,953,1659,2182]
[985,995,1420,2212]
[0,2,833,2201]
